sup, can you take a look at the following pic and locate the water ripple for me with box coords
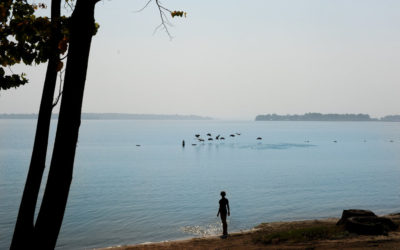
[180,221,223,236]
[240,143,316,150]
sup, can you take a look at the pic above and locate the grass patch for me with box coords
[253,224,349,244]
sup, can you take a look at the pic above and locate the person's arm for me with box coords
[227,200,230,216]
[217,200,220,216]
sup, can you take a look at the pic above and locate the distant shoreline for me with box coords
[255,113,400,122]
[0,113,213,120]
[2,113,400,122]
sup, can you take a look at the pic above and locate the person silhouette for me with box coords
[217,191,230,238]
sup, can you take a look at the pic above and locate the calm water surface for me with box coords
[1,120,399,249]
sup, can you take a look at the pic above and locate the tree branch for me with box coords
[60,54,68,61]
[134,0,152,13]
[154,0,173,39]
[52,70,64,109]
[64,1,75,12]
[135,0,176,39]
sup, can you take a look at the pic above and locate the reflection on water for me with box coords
[180,221,227,236]
[240,143,316,150]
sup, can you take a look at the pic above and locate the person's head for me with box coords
[220,191,226,197]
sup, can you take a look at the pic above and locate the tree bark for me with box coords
[33,0,98,248]
[11,0,61,248]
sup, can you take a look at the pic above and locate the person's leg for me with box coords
[221,213,227,236]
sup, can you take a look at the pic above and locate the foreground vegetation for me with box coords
[103,215,400,250]
[252,222,350,244]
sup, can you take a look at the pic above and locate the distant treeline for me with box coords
[380,115,400,122]
[0,113,212,120]
[255,113,400,122]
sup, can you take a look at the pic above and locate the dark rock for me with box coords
[346,217,385,235]
[337,209,398,235]
[378,217,399,231]
[337,209,377,225]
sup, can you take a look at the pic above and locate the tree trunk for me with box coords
[11,0,61,248]
[33,0,98,248]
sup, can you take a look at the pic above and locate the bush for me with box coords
[253,224,349,244]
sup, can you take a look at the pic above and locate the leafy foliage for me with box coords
[171,10,186,18]
[0,0,70,91]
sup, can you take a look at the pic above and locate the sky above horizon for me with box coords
[1,0,399,120]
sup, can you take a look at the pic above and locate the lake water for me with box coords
[1,119,399,249]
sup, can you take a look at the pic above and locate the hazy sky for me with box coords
[1,0,399,119]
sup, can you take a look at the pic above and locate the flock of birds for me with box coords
[187,133,262,146]
[134,133,398,147]
[184,134,397,147]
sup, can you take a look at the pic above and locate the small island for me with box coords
[255,113,400,122]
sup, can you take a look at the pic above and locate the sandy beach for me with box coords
[99,214,400,250]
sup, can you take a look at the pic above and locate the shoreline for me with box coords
[97,228,260,250]
[98,214,400,250]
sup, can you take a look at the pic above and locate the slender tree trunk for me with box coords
[33,0,98,248]
[11,1,61,248]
